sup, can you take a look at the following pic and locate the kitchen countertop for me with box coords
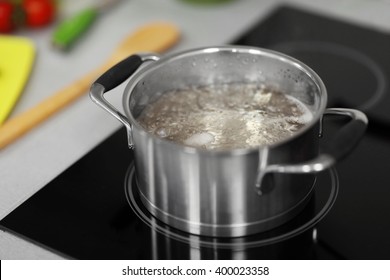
[1,0,390,260]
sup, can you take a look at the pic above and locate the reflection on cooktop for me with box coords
[1,5,390,259]
[270,41,386,110]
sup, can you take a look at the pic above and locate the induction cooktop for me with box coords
[1,5,390,260]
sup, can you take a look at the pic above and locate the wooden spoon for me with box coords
[0,22,180,149]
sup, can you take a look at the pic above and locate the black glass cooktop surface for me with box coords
[1,5,390,259]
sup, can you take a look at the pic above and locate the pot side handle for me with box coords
[89,54,160,148]
[256,108,368,193]
[321,108,368,162]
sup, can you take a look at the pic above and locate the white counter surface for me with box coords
[1,0,390,259]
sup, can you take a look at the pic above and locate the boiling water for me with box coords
[136,84,313,149]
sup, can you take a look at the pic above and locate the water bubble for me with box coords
[137,83,313,149]
[242,57,250,64]
[156,127,169,138]
[184,132,215,147]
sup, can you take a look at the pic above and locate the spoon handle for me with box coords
[0,66,104,149]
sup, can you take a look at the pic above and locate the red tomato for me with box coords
[0,1,15,33]
[22,0,55,28]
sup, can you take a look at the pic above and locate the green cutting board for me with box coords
[0,35,35,124]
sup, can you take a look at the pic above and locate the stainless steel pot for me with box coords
[90,46,367,237]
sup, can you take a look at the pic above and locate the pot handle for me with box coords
[89,54,160,148]
[256,108,368,193]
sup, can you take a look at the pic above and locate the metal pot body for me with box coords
[132,126,318,236]
[90,46,367,237]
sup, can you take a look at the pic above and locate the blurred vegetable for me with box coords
[0,1,13,32]
[51,0,122,50]
[0,1,22,33]
[22,0,56,28]
[52,7,98,50]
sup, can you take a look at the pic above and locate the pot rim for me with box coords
[123,45,328,155]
